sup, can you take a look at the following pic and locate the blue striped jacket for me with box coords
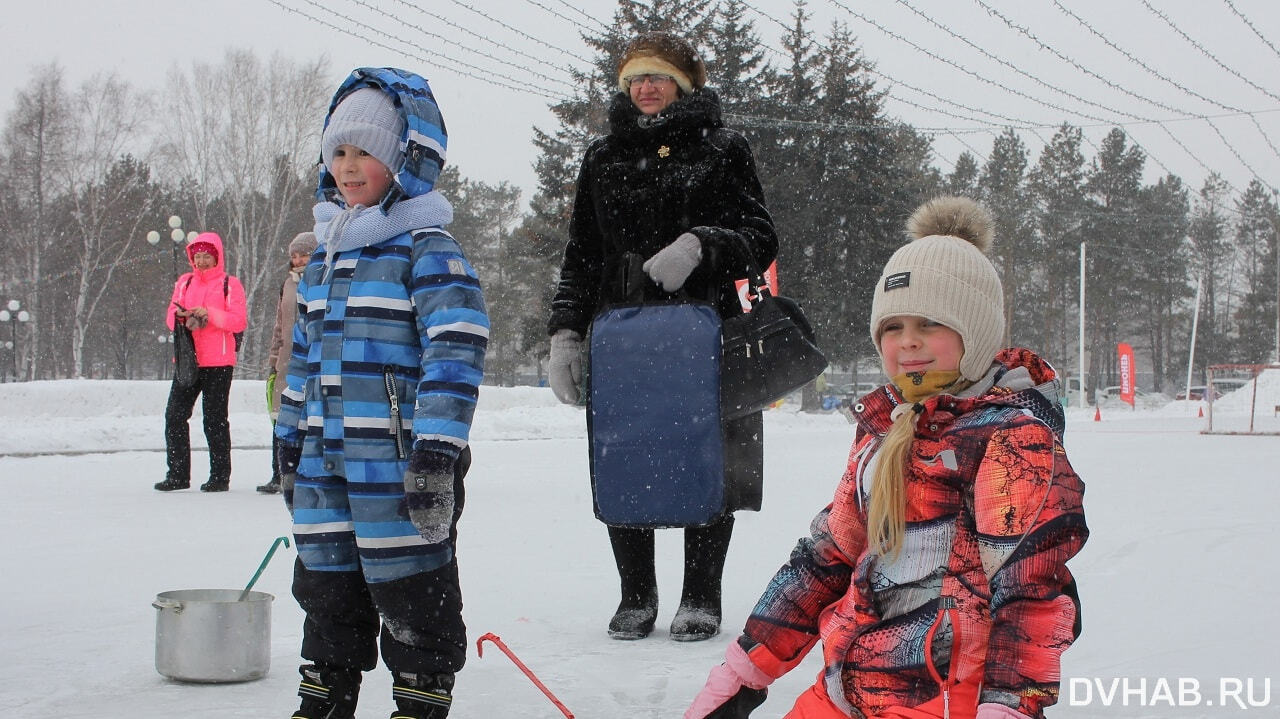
[275,227,487,579]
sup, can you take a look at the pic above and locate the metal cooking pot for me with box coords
[153,588,274,683]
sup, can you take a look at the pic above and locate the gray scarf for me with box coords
[313,191,453,270]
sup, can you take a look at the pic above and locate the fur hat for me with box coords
[617,31,706,95]
[869,196,1004,382]
[287,232,317,256]
[321,87,405,173]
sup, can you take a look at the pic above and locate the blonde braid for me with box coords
[867,404,920,560]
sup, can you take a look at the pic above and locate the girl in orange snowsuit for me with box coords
[686,196,1088,719]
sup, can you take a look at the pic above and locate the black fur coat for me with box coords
[548,89,778,335]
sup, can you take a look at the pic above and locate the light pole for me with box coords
[157,332,174,380]
[145,215,195,277]
[0,300,32,382]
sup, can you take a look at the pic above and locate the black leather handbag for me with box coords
[720,279,827,420]
[173,323,199,387]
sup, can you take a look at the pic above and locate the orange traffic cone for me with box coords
[1198,406,1204,418]
[1093,406,1102,422]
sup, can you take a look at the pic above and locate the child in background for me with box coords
[274,68,488,719]
[259,231,317,495]
[685,196,1088,719]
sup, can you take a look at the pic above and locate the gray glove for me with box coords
[643,232,702,292]
[548,329,583,405]
[403,449,456,544]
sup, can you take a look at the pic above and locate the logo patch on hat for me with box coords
[884,271,910,291]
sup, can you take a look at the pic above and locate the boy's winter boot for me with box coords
[257,477,282,494]
[606,526,658,640]
[291,663,361,719]
[390,671,454,719]
[671,515,734,642]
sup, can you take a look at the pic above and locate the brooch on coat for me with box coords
[657,145,670,158]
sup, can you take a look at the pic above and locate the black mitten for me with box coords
[707,687,768,718]
[403,449,456,543]
[276,442,302,511]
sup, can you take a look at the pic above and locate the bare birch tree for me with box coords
[0,64,74,379]
[61,73,157,376]
[154,49,329,373]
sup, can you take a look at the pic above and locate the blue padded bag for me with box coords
[587,298,726,527]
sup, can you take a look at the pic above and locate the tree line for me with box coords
[1,0,1276,398]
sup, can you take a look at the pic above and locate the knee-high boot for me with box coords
[672,513,734,641]
[606,525,657,640]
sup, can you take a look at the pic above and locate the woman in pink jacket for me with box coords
[154,232,248,492]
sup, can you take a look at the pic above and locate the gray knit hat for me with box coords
[287,231,317,255]
[869,196,1004,381]
[321,87,405,173]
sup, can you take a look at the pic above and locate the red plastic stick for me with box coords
[476,632,574,718]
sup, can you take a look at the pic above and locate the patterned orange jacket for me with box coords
[740,348,1088,719]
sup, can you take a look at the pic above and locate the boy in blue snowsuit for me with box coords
[275,67,488,719]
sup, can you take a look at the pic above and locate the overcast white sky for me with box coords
[4,0,1280,209]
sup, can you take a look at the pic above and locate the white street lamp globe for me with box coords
[146,230,160,246]
[0,311,8,322]
[170,228,184,243]
[157,334,167,344]
[168,215,182,229]
[6,300,18,312]
[3,341,11,350]
[187,230,198,242]
[16,311,29,323]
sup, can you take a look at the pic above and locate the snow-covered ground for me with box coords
[2,376,1278,717]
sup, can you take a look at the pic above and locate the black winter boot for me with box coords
[257,477,282,494]
[671,514,734,642]
[200,477,230,492]
[153,476,190,492]
[390,671,454,719]
[292,663,361,719]
[607,526,658,640]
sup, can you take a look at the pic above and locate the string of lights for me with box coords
[445,0,593,64]
[894,0,1161,124]
[384,0,585,80]
[551,0,612,31]
[346,0,577,90]
[1223,0,1280,62]
[266,0,560,99]
[974,0,1280,166]
[1138,0,1280,104]
[821,0,1226,188]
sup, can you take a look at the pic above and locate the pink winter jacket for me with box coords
[165,232,248,368]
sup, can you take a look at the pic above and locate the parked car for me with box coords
[1098,386,1171,408]
[1174,385,1220,401]
[819,381,880,410]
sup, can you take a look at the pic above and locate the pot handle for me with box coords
[152,598,184,613]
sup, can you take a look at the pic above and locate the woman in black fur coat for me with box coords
[547,30,778,643]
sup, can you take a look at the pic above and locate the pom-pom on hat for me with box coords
[288,231,317,256]
[321,87,406,173]
[869,196,1004,382]
[617,31,707,95]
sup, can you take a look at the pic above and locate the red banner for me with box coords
[1117,343,1135,407]
[735,260,780,312]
